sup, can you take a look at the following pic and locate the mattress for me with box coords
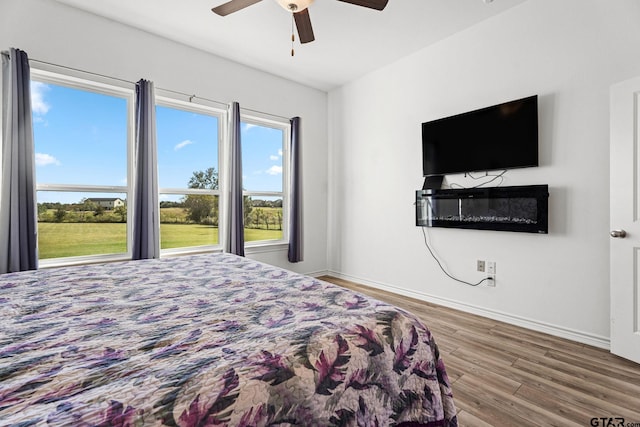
[0,253,457,426]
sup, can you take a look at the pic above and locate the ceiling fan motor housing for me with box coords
[276,0,315,12]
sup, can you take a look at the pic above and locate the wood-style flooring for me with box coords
[318,275,640,427]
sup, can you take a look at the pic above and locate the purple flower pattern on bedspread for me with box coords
[0,253,457,426]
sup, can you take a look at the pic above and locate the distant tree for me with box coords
[41,202,58,210]
[188,167,218,190]
[160,201,184,208]
[54,208,66,223]
[184,168,218,224]
[76,198,96,221]
[243,196,253,226]
[250,198,281,208]
[94,205,105,217]
[184,195,217,224]
[115,205,127,222]
[264,212,273,230]
[252,208,263,229]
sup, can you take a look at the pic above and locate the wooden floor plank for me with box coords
[456,410,494,427]
[444,351,522,395]
[455,374,583,427]
[512,357,640,414]
[544,347,640,384]
[515,385,610,426]
[450,350,640,421]
[319,275,640,427]
[452,379,535,427]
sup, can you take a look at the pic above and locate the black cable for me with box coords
[420,227,492,287]
[447,170,507,189]
[470,170,506,188]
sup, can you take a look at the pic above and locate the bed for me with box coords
[0,253,457,426]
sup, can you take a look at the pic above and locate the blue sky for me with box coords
[31,81,284,204]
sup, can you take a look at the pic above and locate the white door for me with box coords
[610,76,640,363]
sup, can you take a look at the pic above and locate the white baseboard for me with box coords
[306,269,330,278]
[326,270,610,350]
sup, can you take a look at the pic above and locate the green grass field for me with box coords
[244,228,283,242]
[160,223,219,249]
[38,222,127,259]
[38,222,284,259]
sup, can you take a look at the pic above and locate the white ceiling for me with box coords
[53,0,526,91]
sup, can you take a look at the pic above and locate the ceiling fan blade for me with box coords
[294,9,315,44]
[211,0,262,16]
[336,0,388,11]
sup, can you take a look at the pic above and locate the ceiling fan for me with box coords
[211,0,389,46]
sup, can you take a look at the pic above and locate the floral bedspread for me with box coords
[0,253,457,426]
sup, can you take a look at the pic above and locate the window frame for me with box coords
[155,95,226,256]
[31,69,135,267]
[240,110,291,249]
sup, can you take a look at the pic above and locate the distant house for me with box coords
[87,198,125,210]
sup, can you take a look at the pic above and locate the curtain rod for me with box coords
[28,57,291,121]
[30,58,135,86]
[29,58,219,105]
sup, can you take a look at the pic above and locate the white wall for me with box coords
[0,0,329,275]
[328,0,640,346]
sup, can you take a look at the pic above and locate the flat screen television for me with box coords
[422,95,538,177]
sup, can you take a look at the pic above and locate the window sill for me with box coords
[38,242,288,269]
[39,253,132,269]
[244,242,289,255]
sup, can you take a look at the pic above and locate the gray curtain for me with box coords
[288,116,303,263]
[0,48,37,273]
[132,79,160,259]
[228,101,244,256]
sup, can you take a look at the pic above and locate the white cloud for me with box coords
[242,123,257,132]
[30,82,51,115]
[266,165,282,175]
[35,153,60,166]
[269,149,283,161]
[174,140,194,151]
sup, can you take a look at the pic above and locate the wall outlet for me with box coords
[487,261,496,275]
[486,261,496,287]
[477,260,486,272]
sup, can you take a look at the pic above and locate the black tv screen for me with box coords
[422,95,538,176]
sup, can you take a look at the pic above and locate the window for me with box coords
[156,99,223,253]
[31,71,133,264]
[30,69,292,265]
[241,114,289,245]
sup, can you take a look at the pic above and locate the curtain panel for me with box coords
[0,48,37,273]
[288,116,303,263]
[228,101,245,256]
[132,79,160,259]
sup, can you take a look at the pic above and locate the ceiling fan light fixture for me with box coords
[276,0,315,12]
